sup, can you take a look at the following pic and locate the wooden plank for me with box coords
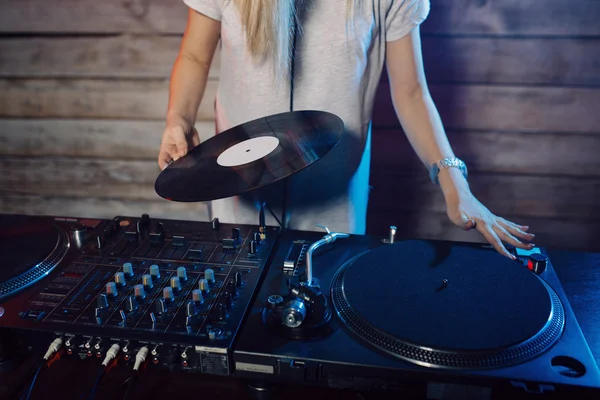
[423,0,600,36]
[373,84,600,133]
[2,36,597,86]
[370,129,600,177]
[419,37,600,86]
[0,195,209,222]
[3,79,599,134]
[367,210,600,253]
[1,0,598,36]
[367,171,600,221]
[2,157,599,220]
[0,79,217,121]
[0,36,221,79]
[0,119,215,159]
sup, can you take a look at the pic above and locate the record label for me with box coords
[216,136,280,167]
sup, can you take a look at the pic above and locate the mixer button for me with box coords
[124,296,138,313]
[163,287,175,302]
[149,264,161,279]
[204,269,215,284]
[134,284,146,300]
[97,293,109,309]
[122,262,134,277]
[114,272,126,287]
[141,274,154,290]
[155,298,167,315]
[192,289,204,304]
[198,279,210,294]
[211,217,220,230]
[177,266,188,281]
[170,277,182,292]
[235,271,243,287]
[106,282,118,297]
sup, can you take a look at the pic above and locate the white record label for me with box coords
[216,136,280,167]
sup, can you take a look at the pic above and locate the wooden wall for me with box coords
[0,0,599,252]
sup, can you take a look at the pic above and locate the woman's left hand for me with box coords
[440,170,535,259]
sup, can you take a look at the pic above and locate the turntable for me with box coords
[233,227,600,398]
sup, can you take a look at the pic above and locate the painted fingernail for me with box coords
[529,233,535,238]
[510,254,517,260]
[528,243,535,248]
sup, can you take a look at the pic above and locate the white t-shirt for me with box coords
[182,0,430,234]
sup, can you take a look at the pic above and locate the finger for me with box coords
[171,126,188,158]
[493,223,534,250]
[158,150,172,171]
[477,222,516,260]
[459,212,477,231]
[498,219,534,242]
[191,128,201,147]
[498,217,529,232]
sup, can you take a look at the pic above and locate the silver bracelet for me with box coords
[429,157,468,185]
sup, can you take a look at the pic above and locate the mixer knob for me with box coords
[106,282,118,297]
[208,329,218,340]
[163,287,174,302]
[198,279,210,294]
[192,289,204,304]
[222,292,233,309]
[134,284,146,300]
[140,214,150,231]
[267,294,284,310]
[211,218,220,230]
[232,228,241,240]
[253,232,261,245]
[249,240,257,255]
[204,269,215,284]
[141,274,154,290]
[122,262,134,277]
[114,272,126,287]
[235,271,243,287]
[177,266,188,281]
[97,293,109,309]
[170,277,182,292]
[282,299,306,328]
[155,298,167,315]
[227,280,238,298]
[124,296,138,313]
[149,264,161,279]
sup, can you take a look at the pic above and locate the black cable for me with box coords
[263,202,283,228]
[86,366,107,400]
[121,374,138,400]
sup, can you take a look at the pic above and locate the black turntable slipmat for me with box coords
[332,240,564,369]
[0,215,66,299]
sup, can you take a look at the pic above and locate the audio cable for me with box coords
[17,338,63,400]
[85,343,120,400]
[122,346,148,400]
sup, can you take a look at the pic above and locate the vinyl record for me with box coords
[155,110,344,202]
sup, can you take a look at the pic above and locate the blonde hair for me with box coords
[233,0,355,80]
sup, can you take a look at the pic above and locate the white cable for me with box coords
[101,343,121,367]
[133,346,149,371]
[43,338,63,361]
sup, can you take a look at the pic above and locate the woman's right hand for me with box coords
[158,117,201,170]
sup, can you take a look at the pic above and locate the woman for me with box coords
[158,0,535,259]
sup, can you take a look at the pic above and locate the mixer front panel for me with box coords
[3,215,279,374]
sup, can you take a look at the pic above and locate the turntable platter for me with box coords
[0,215,69,300]
[332,240,565,369]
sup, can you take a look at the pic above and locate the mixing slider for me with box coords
[134,284,146,300]
[389,226,397,244]
[97,293,109,309]
[125,296,138,312]
[114,272,126,287]
[177,266,188,281]
[192,289,204,304]
[205,269,215,283]
[235,271,243,287]
[141,274,153,290]
[155,298,167,315]
[249,240,257,255]
[185,301,197,326]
